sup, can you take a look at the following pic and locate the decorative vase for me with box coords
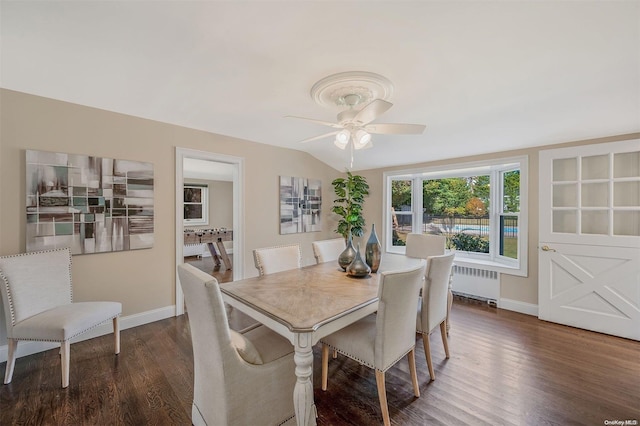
[338,232,357,271]
[347,243,371,278]
[365,223,382,273]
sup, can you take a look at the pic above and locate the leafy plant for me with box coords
[332,171,370,238]
[450,232,489,253]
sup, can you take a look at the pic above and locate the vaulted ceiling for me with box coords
[2,1,638,171]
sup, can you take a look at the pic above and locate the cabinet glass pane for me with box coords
[553,158,577,182]
[613,211,640,236]
[581,182,609,207]
[553,210,576,233]
[581,210,609,235]
[614,151,640,178]
[553,184,577,207]
[614,181,640,207]
[581,155,609,180]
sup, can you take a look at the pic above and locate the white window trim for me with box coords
[183,184,209,226]
[383,155,528,277]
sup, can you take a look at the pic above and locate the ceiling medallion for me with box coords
[310,71,394,110]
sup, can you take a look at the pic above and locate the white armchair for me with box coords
[0,247,121,388]
[311,238,345,264]
[320,261,426,426]
[416,253,455,381]
[253,243,302,276]
[177,264,296,425]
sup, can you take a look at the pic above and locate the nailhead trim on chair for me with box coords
[0,247,73,327]
[322,343,414,373]
[9,314,121,343]
[253,244,302,276]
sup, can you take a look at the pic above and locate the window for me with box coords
[384,156,528,276]
[184,184,208,226]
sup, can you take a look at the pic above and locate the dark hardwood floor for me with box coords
[2,258,639,425]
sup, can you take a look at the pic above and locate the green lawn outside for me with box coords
[394,231,518,259]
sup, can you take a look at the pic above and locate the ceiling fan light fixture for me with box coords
[334,129,350,149]
[354,129,371,149]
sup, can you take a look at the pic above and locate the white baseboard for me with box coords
[499,298,538,316]
[0,305,176,363]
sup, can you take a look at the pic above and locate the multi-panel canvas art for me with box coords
[26,150,154,254]
[279,176,321,234]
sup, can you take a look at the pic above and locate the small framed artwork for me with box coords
[280,176,321,234]
[184,184,208,226]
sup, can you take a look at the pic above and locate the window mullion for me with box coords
[413,177,423,233]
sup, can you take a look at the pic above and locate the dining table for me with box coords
[220,253,424,426]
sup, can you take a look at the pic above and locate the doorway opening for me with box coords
[175,148,244,316]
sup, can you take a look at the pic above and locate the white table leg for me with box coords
[293,332,316,426]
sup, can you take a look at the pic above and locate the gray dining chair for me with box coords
[253,243,302,276]
[311,238,345,264]
[416,253,455,381]
[320,261,427,426]
[0,247,122,388]
[178,264,296,425]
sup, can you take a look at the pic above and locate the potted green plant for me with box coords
[331,171,370,239]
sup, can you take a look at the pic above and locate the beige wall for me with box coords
[1,88,637,335]
[0,89,341,334]
[355,132,640,305]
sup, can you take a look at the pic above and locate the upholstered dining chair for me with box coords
[0,247,122,388]
[405,233,455,334]
[405,233,446,258]
[320,261,427,426]
[416,253,455,381]
[311,238,345,264]
[253,243,302,276]
[177,264,296,426]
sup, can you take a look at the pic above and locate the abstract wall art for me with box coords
[279,176,321,234]
[26,150,154,254]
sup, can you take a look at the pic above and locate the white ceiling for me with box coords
[2,1,638,171]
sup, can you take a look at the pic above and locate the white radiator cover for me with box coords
[183,243,233,257]
[451,265,500,303]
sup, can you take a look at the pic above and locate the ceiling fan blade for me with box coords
[298,131,339,144]
[364,123,426,135]
[285,115,343,129]
[353,99,393,125]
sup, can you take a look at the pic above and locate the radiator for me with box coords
[451,265,500,305]
[183,243,233,257]
[184,243,209,257]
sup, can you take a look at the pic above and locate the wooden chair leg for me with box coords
[61,340,70,388]
[407,348,420,397]
[440,321,450,358]
[4,338,17,384]
[422,333,435,381]
[446,286,453,335]
[321,344,329,391]
[332,349,338,359]
[113,316,121,354]
[375,370,390,426]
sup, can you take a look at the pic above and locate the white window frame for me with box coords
[183,184,209,226]
[383,155,528,277]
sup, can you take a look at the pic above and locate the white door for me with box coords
[539,138,640,340]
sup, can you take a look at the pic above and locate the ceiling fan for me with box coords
[286,93,426,151]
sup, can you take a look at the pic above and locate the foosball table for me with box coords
[184,228,233,270]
